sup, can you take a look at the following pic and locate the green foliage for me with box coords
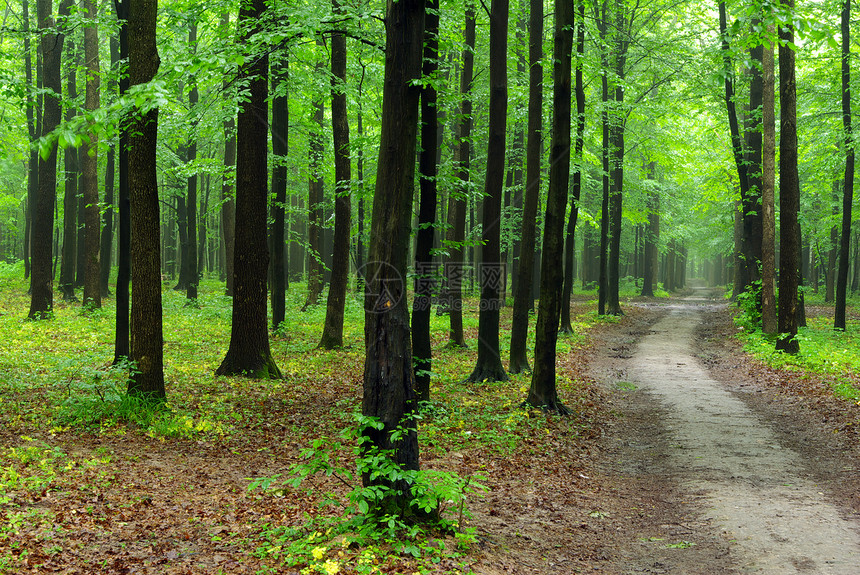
[248,415,484,572]
[734,280,762,332]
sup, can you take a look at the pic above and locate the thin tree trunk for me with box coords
[320,0,352,349]
[23,0,36,283]
[508,0,542,373]
[304,52,325,310]
[835,0,854,329]
[443,4,475,349]
[59,29,78,303]
[185,24,198,302]
[81,0,100,308]
[100,37,119,298]
[271,53,288,329]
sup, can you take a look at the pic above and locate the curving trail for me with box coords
[613,289,860,573]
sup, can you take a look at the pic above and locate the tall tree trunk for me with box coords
[411,0,440,398]
[60,28,78,303]
[222,118,236,296]
[467,0,508,384]
[100,37,120,299]
[835,0,854,329]
[271,54,288,329]
[560,0,585,333]
[362,0,424,515]
[320,0,352,349]
[216,0,281,379]
[443,4,475,349]
[304,53,325,310]
[528,0,574,413]
[23,0,37,283]
[743,30,764,291]
[29,0,65,319]
[81,0,101,308]
[127,0,164,397]
[761,25,777,334]
[598,39,609,314]
[641,187,659,296]
[776,0,801,354]
[508,0,542,373]
[113,0,130,362]
[606,71,624,315]
[173,195,188,289]
[185,24,198,302]
[719,0,753,295]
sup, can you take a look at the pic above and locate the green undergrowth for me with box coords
[734,296,860,403]
[0,262,607,574]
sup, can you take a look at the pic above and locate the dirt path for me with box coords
[595,289,860,574]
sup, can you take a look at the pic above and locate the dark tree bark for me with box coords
[222,115,236,296]
[467,0,508,384]
[23,0,37,283]
[527,0,574,413]
[59,25,78,303]
[320,0,352,349]
[443,4,475,349]
[173,195,189,289]
[560,1,585,334]
[411,0,439,399]
[362,0,424,515]
[836,0,854,330]
[776,0,800,354]
[81,0,100,309]
[216,0,281,379]
[127,0,164,397]
[270,55,288,330]
[304,48,326,310]
[606,72,624,315]
[641,189,659,296]
[508,0,542,374]
[185,24,198,303]
[100,36,120,299]
[742,29,764,291]
[113,0,130,362]
[597,10,609,314]
[761,26,777,334]
[29,0,65,319]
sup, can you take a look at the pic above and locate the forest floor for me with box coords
[3,276,860,574]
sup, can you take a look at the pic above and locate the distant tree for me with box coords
[271,56,288,330]
[835,0,854,330]
[185,24,199,303]
[362,0,424,514]
[443,3,475,349]
[560,0,585,334]
[304,47,325,311]
[467,0,508,383]
[320,0,352,349]
[216,0,282,379]
[508,0,542,374]
[59,25,78,303]
[641,187,659,297]
[127,0,164,397]
[412,0,440,400]
[776,0,800,354]
[81,0,101,309]
[29,0,66,319]
[528,0,574,413]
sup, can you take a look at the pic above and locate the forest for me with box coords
[1,0,860,571]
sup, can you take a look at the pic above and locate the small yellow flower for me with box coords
[311,546,327,561]
[321,559,340,575]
